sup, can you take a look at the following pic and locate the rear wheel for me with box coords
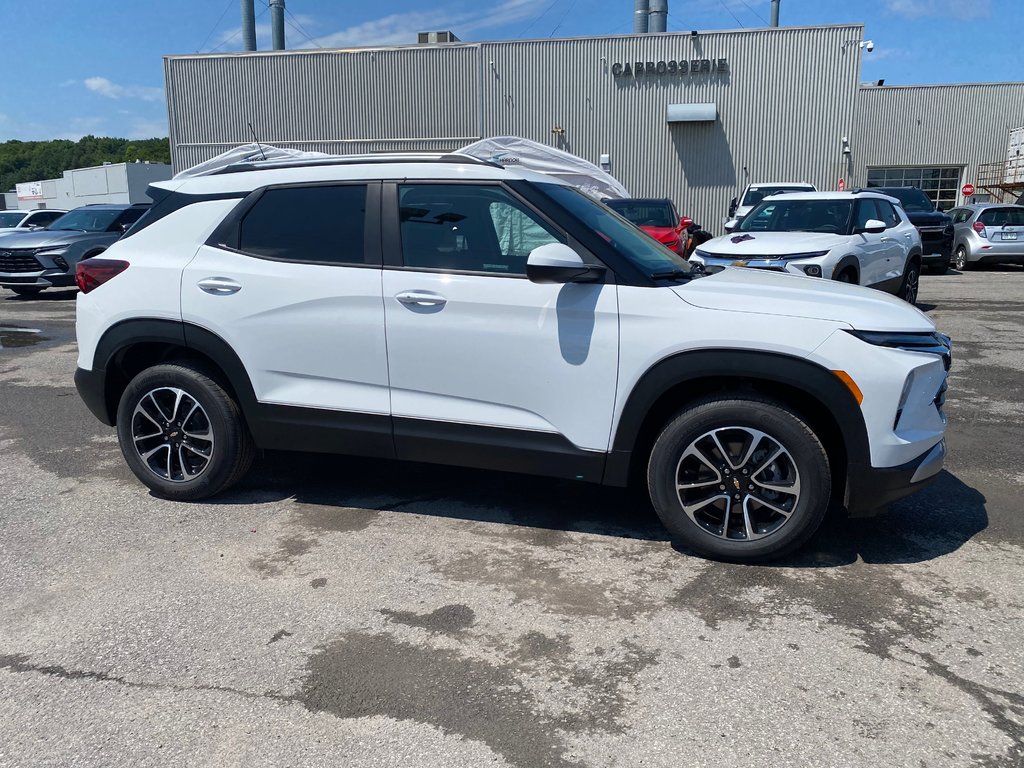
[954,246,970,271]
[835,268,857,284]
[647,395,831,562]
[116,362,255,500]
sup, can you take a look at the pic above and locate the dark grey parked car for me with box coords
[0,203,149,296]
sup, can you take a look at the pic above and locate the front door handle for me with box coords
[395,290,447,307]
[197,277,242,295]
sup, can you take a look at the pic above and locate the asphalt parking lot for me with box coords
[1,269,1022,768]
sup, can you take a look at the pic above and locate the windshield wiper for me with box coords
[649,268,692,281]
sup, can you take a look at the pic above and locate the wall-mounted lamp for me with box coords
[841,136,851,155]
[552,126,566,136]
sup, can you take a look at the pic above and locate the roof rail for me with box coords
[209,152,501,176]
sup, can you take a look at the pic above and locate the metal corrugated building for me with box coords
[164,24,1024,229]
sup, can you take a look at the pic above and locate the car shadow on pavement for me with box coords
[1,289,78,302]
[697,469,987,568]
[218,450,671,541]
[212,454,986,559]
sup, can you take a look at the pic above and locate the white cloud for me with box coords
[127,118,169,139]
[885,0,991,18]
[84,77,163,102]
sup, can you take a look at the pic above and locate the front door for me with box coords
[381,182,619,481]
[852,198,892,286]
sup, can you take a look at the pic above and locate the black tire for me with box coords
[954,246,971,271]
[836,269,857,284]
[647,395,831,562]
[116,362,255,500]
[897,258,920,304]
[10,287,43,296]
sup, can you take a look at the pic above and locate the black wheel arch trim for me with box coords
[604,348,871,493]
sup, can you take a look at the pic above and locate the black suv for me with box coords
[867,187,953,274]
[0,203,150,296]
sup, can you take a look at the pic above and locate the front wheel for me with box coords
[647,395,831,562]
[116,362,255,500]
[897,259,920,304]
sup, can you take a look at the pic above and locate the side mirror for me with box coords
[856,219,887,235]
[724,219,739,234]
[527,243,606,284]
[728,198,738,217]
[680,217,693,230]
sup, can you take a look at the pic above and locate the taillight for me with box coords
[76,258,129,293]
[972,221,987,237]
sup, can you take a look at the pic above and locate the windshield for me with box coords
[741,186,814,208]
[49,208,121,232]
[540,185,693,278]
[0,212,26,227]
[877,188,933,213]
[604,200,675,228]
[739,199,853,234]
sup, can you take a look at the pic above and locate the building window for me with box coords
[866,167,962,211]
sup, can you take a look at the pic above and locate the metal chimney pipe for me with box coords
[648,0,667,33]
[633,0,650,34]
[770,0,780,26]
[240,0,256,51]
[270,0,286,50]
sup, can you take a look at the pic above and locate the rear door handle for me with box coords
[197,277,242,295]
[395,290,447,307]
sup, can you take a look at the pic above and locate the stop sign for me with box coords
[962,183,975,196]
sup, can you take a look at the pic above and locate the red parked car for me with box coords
[604,197,691,255]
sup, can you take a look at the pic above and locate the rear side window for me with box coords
[239,185,367,264]
[978,207,1024,227]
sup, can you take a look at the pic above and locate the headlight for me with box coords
[34,247,69,258]
[845,330,952,367]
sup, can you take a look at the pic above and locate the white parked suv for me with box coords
[74,154,950,562]
[725,181,816,231]
[693,191,924,304]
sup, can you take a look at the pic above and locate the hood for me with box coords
[642,225,681,242]
[905,210,951,227]
[0,229,104,248]
[698,231,847,257]
[676,267,935,332]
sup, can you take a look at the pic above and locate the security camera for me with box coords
[861,40,874,52]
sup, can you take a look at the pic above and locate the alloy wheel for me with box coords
[955,247,967,271]
[904,267,919,304]
[131,387,215,482]
[675,426,801,541]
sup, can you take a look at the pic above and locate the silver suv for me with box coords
[947,203,1024,270]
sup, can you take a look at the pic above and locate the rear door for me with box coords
[876,199,915,282]
[380,181,619,480]
[181,182,392,451]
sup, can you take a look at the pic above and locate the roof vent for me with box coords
[417,30,460,44]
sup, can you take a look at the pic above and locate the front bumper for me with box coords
[0,271,76,289]
[846,440,945,516]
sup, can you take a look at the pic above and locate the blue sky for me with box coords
[0,0,1018,141]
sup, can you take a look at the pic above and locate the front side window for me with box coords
[399,184,562,274]
[115,208,148,229]
[49,208,123,232]
[239,185,367,264]
[0,212,25,227]
[854,199,882,229]
[739,199,853,234]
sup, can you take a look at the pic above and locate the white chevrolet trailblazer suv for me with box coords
[693,191,924,305]
[74,155,950,562]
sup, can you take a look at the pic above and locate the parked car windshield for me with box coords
[48,208,122,232]
[978,207,1024,226]
[0,212,25,227]
[741,185,814,207]
[875,187,933,213]
[739,199,854,234]
[540,184,693,277]
[604,200,676,228]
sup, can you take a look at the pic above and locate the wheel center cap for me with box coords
[732,477,741,491]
